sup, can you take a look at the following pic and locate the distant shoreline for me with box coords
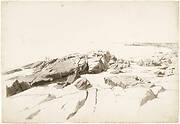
[125,42,178,49]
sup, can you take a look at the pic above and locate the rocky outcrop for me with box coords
[104,74,165,106]
[88,57,106,74]
[104,75,152,89]
[108,55,117,66]
[5,51,112,96]
[137,55,172,67]
[6,80,31,97]
[155,66,175,77]
[30,51,112,86]
[12,51,110,86]
[23,61,44,69]
[31,59,81,84]
[57,72,80,89]
[4,50,171,102]
[87,51,111,74]
[108,63,124,74]
[74,77,92,90]
[23,56,87,87]
[104,76,127,88]
[3,47,177,122]
[108,59,130,74]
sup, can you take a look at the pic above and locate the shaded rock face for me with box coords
[56,71,80,89]
[155,67,175,77]
[5,51,111,96]
[74,78,92,90]
[104,75,165,106]
[104,75,151,89]
[133,76,155,88]
[109,55,117,66]
[66,90,89,120]
[3,47,177,122]
[87,51,111,74]
[140,85,166,106]
[25,55,88,86]
[29,51,110,85]
[150,85,166,95]
[108,63,123,74]
[104,76,127,88]
[6,80,31,97]
[31,58,80,85]
[140,89,157,106]
[88,58,105,74]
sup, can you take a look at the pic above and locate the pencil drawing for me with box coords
[1,1,179,123]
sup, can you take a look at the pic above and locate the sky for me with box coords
[1,1,179,70]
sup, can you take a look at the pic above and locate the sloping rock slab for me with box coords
[140,85,166,106]
[140,89,157,106]
[30,57,87,86]
[104,75,154,89]
[104,75,141,88]
[56,72,80,89]
[6,80,31,97]
[150,85,166,95]
[104,76,127,88]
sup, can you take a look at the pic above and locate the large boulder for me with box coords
[87,50,111,74]
[108,55,117,66]
[8,55,88,87]
[88,57,106,74]
[108,63,123,74]
[30,56,88,86]
[6,80,31,97]
[56,71,81,89]
[104,75,153,89]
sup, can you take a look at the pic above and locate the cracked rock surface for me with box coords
[2,47,178,122]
